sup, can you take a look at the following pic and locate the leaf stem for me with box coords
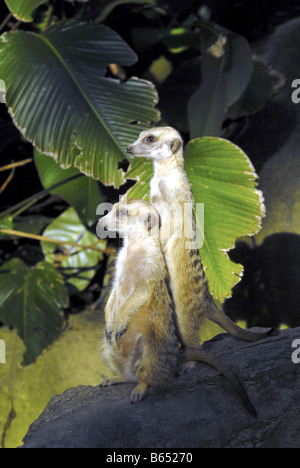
[0,158,32,172]
[0,228,105,253]
[0,12,12,33]
[0,173,83,219]
[0,168,15,194]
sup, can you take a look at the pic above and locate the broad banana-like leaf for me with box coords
[125,137,264,302]
[4,0,47,22]
[0,20,160,187]
[0,259,67,365]
[184,137,265,301]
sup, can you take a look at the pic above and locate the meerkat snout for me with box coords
[126,146,133,153]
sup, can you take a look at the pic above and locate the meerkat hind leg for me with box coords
[182,347,257,417]
[207,303,276,342]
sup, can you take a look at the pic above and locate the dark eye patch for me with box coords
[118,208,128,217]
[145,135,156,143]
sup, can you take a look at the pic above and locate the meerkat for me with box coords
[98,199,257,416]
[98,199,179,403]
[126,126,275,349]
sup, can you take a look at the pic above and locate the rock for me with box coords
[20,327,300,448]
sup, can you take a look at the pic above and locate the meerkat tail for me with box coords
[206,299,277,342]
[182,347,257,418]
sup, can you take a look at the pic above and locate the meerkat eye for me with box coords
[145,135,156,144]
[118,208,128,217]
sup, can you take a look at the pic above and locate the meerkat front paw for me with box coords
[116,328,127,341]
[105,329,113,344]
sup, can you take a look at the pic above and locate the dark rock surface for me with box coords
[21,327,300,448]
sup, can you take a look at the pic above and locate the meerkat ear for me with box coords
[170,138,182,154]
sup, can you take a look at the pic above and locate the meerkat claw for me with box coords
[116,328,127,341]
[130,382,148,403]
[105,329,112,344]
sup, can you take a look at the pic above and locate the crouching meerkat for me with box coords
[98,199,257,415]
[127,126,275,349]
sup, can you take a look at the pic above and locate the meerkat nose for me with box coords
[126,146,133,153]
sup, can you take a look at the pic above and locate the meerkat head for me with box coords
[126,126,183,162]
[98,199,160,238]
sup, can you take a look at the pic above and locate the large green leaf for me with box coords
[184,137,265,301]
[0,20,160,187]
[4,0,47,22]
[34,150,103,227]
[0,259,67,365]
[125,157,153,200]
[187,30,253,137]
[41,207,105,292]
[125,137,264,302]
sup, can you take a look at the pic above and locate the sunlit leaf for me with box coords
[184,137,265,301]
[125,158,153,200]
[4,0,47,22]
[124,134,264,301]
[41,207,105,292]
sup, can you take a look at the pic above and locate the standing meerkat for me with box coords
[98,199,257,415]
[127,126,275,349]
[98,199,179,403]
